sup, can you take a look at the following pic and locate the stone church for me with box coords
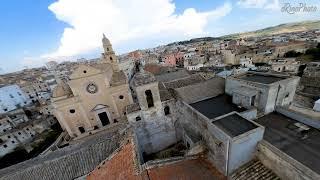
[51,35,133,138]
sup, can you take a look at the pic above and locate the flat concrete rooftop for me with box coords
[213,114,258,137]
[239,74,285,84]
[256,113,320,174]
[190,94,246,119]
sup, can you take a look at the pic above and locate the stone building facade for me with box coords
[51,35,133,139]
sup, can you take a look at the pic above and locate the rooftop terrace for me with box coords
[239,73,285,84]
[256,113,320,174]
[190,94,246,119]
[213,114,258,137]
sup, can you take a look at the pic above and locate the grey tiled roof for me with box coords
[231,159,279,180]
[110,71,127,86]
[126,103,141,114]
[155,69,190,83]
[132,72,157,86]
[175,77,225,104]
[0,128,124,180]
[164,74,205,89]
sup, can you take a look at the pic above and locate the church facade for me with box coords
[52,35,133,138]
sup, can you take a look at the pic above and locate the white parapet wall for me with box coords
[257,140,320,180]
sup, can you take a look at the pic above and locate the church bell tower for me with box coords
[101,34,119,71]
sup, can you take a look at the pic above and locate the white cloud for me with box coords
[265,0,280,10]
[237,0,267,8]
[238,0,279,10]
[44,0,232,58]
[21,56,50,67]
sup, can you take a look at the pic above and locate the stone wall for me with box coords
[300,75,320,96]
[239,108,257,120]
[0,133,121,180]
[301,64,320,89]
[175,101,228,175]
[228,127,264,174]
[257,140,320,180]
[176,100,265,176]
[274,77,300,108]
[276,107,320,129]
[225,77,270,113]
[301,75,320,88]
[127,99,178,154]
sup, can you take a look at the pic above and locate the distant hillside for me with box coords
[223,20,320,39]
[167,37,221,46]
[166,21,320,46]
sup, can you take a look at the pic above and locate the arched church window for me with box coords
[164,106,170,115]
[70,109,75,114]
[145,90,154,108]
[110,57,113,61]
[119,95,124,99]
[107,48,109,51]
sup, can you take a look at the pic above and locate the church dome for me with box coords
[52,82,73,98]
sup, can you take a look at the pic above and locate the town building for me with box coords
[0,109,55,157]
[226,72,300,115]
[0,85,30,114]
[118,57,135,80]
[239,58,254,68]
[21,81,51,103]
[269,58,300,74]
[45,61,58,71]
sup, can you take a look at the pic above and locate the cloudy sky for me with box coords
[0,0,319,73]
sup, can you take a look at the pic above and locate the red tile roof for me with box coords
[87,140,145,180]
[147,158,226,180]
[87,139,226,180]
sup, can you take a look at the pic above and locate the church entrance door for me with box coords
[98,112,110,126]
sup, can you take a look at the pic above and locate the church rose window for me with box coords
[86,83,98,94]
